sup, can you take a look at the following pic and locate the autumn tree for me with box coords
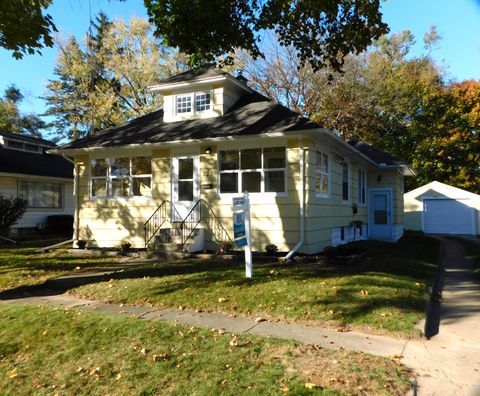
[0,85,47,137]
[245,29,444,171]
[44,14,188,141]
[412,81,480,193]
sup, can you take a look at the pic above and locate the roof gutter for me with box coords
[285,139,305,260]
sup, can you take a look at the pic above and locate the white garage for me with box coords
[404,181,480,235]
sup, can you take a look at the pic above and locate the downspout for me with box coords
[62,154,80,242]
[285,140,305,260]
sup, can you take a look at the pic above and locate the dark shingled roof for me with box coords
[0,130,55,147]
[158,64,227,84]
[0,146,73,179]
[59,92,320,150]
[348,140,404,166]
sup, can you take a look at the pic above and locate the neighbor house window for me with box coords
[315,151,330,197]
[219,147,286,194]
[358,169,366,204]
[342,162,349,201]
[175,92,212,115]
[19,181,63,208]
[90,156,151,198]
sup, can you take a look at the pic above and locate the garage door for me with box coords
[423,199,474,235]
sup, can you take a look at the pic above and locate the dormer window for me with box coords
[175,92,211,115]
[4,138,42,153]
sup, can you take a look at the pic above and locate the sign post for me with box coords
[232,192,252,278]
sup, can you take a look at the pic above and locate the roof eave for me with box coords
[148,75,253,94]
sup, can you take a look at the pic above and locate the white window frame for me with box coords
[18,180,64,209]
[342,162,350,202]
[90,156,152,199]
[175,91,212,116]
[315,151,330,198]
[358,169,367,205]
[217,146,287,196]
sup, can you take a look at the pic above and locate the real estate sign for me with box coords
[232,193,252,277]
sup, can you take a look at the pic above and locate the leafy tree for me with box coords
[144,0,389,71]
[245,30,443,175]
[0,0,57,59]
[412,81,480,193]
[0,195,26,235]
[0,85,47,137]
[44,14,188,141]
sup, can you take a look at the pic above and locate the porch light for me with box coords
[377,174,382,183]
[205,146,212,154]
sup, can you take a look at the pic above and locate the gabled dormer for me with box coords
[148,65,252,123]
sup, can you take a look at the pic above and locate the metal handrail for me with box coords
[143,200,183,248]
[180,199,235,251]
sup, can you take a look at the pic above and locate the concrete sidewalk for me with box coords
[1,237,480,395]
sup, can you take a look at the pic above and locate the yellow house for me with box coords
[50,66,413,255]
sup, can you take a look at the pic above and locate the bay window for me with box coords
[90,156,151,198]
[219,147,286,194]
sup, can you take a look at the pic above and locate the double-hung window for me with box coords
[315,151,330,197]
[358,169,366,204]
[342,162,350,201]
[176,92,211,115]
[19,181,63,208]
[90,157,152,198]
[219,147,286,194]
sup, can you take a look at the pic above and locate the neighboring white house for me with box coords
[404,181,480,235]
[0,130,74,235]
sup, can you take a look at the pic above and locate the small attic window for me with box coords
[175,92,211,115]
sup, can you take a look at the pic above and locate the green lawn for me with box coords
[0,304,412,395]
[71,232,439,336]
[0,247,130,291]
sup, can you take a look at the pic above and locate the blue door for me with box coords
[369,190,392,238]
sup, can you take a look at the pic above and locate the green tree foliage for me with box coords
[144,0,389,71]
[44,14,188,141]
[0,85,46,137]
[0,0,57,59]
[0,195,26,234]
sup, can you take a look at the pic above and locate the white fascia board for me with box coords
[0,171,73,182]
[48,132,291,156]
[148,75,252,94]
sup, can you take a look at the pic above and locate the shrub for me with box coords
[323,246,338,258]
[264,244,278,255]
[0,195,26,235]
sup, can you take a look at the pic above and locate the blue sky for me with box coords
[1,0,480,116]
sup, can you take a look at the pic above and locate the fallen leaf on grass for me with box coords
[6,368,17,379]
[388,354,403,359]
[115,373,122,380]
[305,383,318,389]
[229,336,238,347]
[360,290,369,296]
[335,327,350,332]
[218,297,228,303]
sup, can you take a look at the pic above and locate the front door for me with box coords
[172,155,199,220]
[369,189,392,239]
